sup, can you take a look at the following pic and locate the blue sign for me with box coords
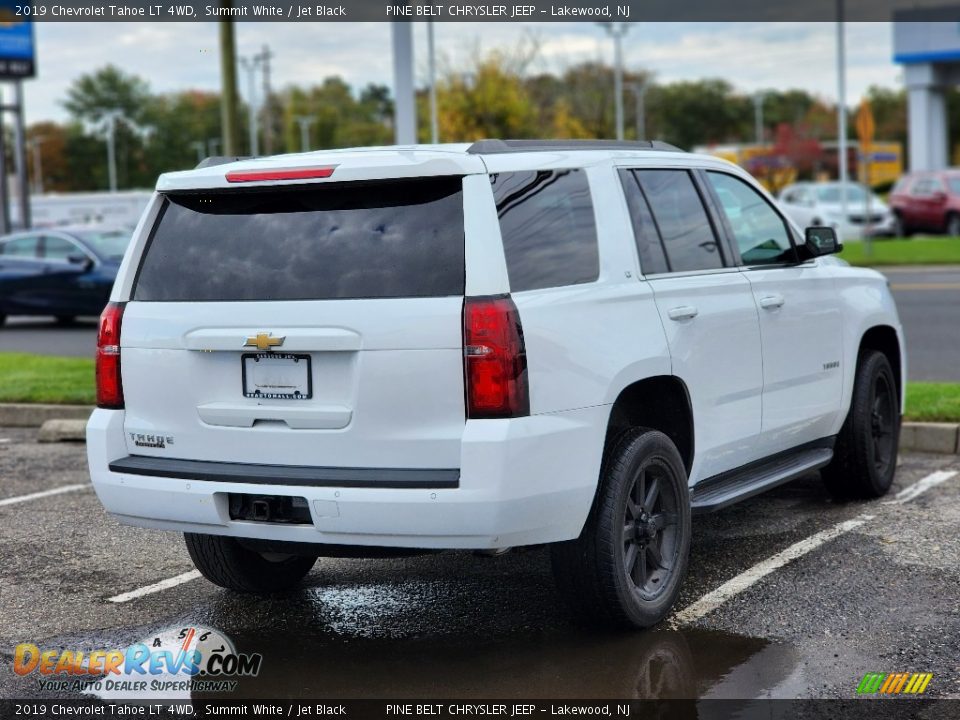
[0,2,36,78]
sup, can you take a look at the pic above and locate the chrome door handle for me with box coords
[668,305,699,321]
[759,294,785,310]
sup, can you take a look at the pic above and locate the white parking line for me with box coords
[674,468,960,625]
[885,470,958,505]
[0,438,11,443]
[672,516,871,625]
[0,483,90,508]
[107,571,202,604]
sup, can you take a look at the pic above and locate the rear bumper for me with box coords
[86,406,607,550]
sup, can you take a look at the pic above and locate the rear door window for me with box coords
[0,236,41,258]
[491,169,600,292]
[133,177,465,301]
[634,169,725,272]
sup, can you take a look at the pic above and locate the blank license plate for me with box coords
[242,353,312,400]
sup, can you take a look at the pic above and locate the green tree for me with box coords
[62,65,154,189]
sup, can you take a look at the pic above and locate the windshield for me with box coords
[816,184,869,204]
[948,177,960,195]
[74,229,130,260]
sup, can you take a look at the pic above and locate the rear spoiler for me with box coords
[196,156,252,169]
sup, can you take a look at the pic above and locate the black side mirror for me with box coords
[67,253,94,271]
[800,226,843,259]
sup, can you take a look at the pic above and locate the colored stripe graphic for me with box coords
[857,673,886,694]
[857,672,932,695]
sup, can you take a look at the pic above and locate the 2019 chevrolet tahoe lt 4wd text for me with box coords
[86,140,905,629]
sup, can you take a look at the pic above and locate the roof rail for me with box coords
[196,156,252,169]
[466,139,685,155]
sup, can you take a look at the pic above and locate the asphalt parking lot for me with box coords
[1,426,958,701]
[4,265,960,381]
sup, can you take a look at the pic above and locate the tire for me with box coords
[946,213,960,238]
[893,213,909,238]
[184,533,317,593]
[822,350,900,500]
[551,428,691,629]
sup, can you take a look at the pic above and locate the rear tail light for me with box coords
[96,302,125,409]
[463,295,529,419]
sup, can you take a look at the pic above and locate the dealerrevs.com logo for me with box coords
[14,626,262,695]
[857,672,933,695]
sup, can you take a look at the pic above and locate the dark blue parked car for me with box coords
[0,226,130,325]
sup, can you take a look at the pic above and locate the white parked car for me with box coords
[778,181,896,241]
[87,140,905,629]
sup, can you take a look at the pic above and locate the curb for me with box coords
[0,403,93,428]
[899,422,960,455]
[38,419,88,443]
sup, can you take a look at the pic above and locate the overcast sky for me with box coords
[14,21,899,124]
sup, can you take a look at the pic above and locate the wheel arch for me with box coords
[858,325,904,411]
[604,375,695,475]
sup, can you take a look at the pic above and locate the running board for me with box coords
[691,446,834,514]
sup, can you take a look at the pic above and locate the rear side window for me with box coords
[618,169,669,274]
[491,169,600,292]
[634,169,724,273]
[133,177,465,301]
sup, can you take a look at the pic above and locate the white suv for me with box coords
[87,140,905,628]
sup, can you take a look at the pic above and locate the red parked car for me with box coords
[888,170,960,237]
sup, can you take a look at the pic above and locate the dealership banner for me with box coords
[1,699,956,720]
[0,0,949,22]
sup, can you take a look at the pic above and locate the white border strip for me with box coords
[0,483,90,508]
[108,571,202,603]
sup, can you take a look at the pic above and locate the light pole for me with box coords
[598,22,630,141]
[753,91,766,146]
[28,136,44,194]
[190,140,206,164]
[207,138,221,156]
[239,54,262,156]
[836,3,849,223]
[631,82,647,141]
[391,22,416,144]
[103,110,123,193]
[427,21,438,144]
[294,115,316,152]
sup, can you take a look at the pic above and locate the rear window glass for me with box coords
[491,169,600,292]
[133,177,465,302]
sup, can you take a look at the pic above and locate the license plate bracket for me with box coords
[241,353,312,400]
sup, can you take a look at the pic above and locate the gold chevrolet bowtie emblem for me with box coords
[244,332,285,351]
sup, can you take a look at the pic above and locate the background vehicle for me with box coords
[778,181,895,241]
[888,170,960,236]
[86,141,905,629]
[0,226,129,325]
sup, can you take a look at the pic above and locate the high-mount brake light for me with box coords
[463,295,529,419]
[96,302,125,409]
[225,166,337,183]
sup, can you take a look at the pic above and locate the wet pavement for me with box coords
[1,425,959,700]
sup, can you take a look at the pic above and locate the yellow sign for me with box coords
[856,101,875,145]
